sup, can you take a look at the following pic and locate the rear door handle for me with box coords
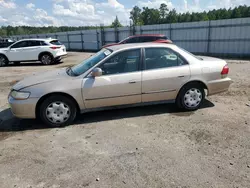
[178,76,185,78]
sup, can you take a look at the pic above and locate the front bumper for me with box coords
[207,77,233,96]
[8,96,39,119]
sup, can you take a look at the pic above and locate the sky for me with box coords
[0,0,250,27]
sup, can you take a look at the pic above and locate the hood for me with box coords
[13,68,68,90]
[0,48,9,52]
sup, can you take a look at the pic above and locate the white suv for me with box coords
[0,38,67,66]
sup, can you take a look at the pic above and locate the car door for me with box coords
[142,47,191,102]
[82,49,142,109]
[23,40,42,60]
[7,41,29,61]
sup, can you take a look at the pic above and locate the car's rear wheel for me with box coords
[40,54,53,65]
[0,55,9,67]
[176,83,205,111]
[39,95,77,127]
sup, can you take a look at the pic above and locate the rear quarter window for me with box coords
[50,40,62,45]
[40,41,48,46]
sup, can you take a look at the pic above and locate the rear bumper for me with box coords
[207,77,233,96]
[55,51,67,59]
[8,96,38,119]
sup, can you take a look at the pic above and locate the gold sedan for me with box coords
[9,43,232,127]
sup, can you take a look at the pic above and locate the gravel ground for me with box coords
[0,52,249,188]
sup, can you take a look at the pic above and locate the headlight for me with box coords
[10,90,30,100]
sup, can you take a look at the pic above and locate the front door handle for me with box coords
[129,81,137,84]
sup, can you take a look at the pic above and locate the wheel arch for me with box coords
[38,51,54,61]
[0,53,9,61]
[35,92,80,118]
[177,80,208,98]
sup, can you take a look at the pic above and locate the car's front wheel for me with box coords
[39,95,77,127]
[176,83,205,111]
[40,54,53,65]
[0,55,9,67]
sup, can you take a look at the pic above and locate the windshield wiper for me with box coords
[66,67,77,76]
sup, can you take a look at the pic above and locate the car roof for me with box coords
[107,43,176,52]
[17,38,57,42]
[130,34,166,38]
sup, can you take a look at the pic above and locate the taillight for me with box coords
[221,65,229,75]
[50,46,60,50]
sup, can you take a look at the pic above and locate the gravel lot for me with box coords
[0,52,249,188]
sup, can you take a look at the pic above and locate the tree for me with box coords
[159,3,169,23]
[130,6,142,26]
[232,7,242,18]
[110,16,122,28]
[190,12,200,22]
[220,8,231,19]
[140,7,160,25]
[166,9,178,23]
[200,11,209,21]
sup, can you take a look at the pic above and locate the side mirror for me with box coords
[91,68,103,77]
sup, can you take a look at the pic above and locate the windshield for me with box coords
[70,49,112,76]
[119,37,130,44]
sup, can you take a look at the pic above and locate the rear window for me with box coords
[140,36,168,42]
[156,36,167,40]
[50,40,62,45]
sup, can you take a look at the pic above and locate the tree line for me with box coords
[130,4,250,26]
[0,5,250,36]
[0,26,101,37]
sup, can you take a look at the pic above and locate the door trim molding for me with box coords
[142,89,176,94]
[85,89,176,101]
[85,93,141,101]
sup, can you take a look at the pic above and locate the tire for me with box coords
[0,55,9,67]
[176,83,205,111]
[39,95,77,127]
[40,53,54,65]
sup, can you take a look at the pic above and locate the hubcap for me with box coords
[184,88,202,108]
[42,55,52,65]
[46,102,70,124]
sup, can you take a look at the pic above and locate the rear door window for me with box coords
[27,40,42,47]
[50,40,62,45]
[144,48,188,70]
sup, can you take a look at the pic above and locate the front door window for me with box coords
[99,49,141,75]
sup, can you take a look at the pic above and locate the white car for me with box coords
[0,38,67,66]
